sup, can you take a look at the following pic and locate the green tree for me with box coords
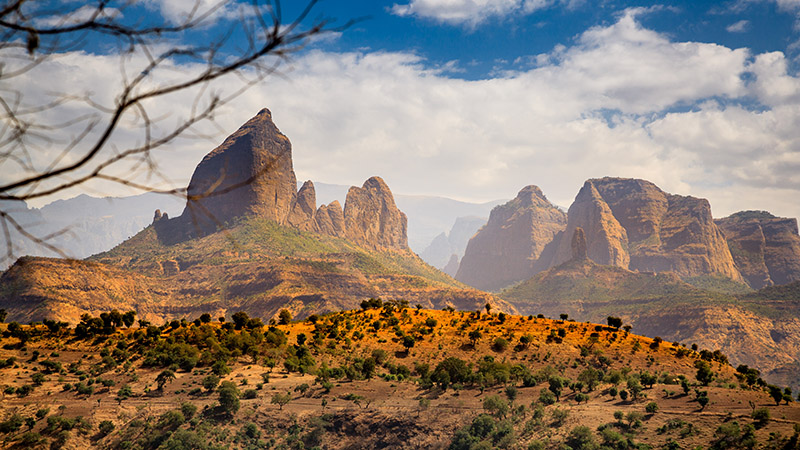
[156,369,176,392]
[565,426,597,450]
[549,377,565,402]
[607,316,623,329]
[468,329,482,347]
[279,309,292,325]
[694,360,715,386]
[483,395,509,418]
[202,374,220,392]
[402,335,416,354]
[271,392,292,410]
[218,381,240,414]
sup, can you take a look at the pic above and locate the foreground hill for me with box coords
[502,257,800,392]
[0,216,508,324]
[0,307,797,449]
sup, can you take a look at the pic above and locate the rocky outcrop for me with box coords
[343,177,408,251]
[545,180,629,269]
[716,211,800,289]
[456,185,566,291]
[315,201,346,238]
[543,178,743,283]
[287,181,317,232]
[181,108,298,232]
[571,227,588,261]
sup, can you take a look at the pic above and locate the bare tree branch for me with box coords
[0,0,354,263]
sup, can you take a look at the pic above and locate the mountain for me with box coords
[0,194,183,268]
[0,109,509,324]
[716,211,800,289]
[502,251,800,391]
[539,178,743,284]
[455,185,567,291]
[418,216,487,270]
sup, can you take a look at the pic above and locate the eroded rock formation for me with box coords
[183,108,297,231]
[456,185,566,291]
[343,177,408,251]
[543,177,742,282]
[716,211,800,288]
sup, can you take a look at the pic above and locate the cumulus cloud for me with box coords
[143,0,242,25]
[390,0,573,26]
[7,10,800,224]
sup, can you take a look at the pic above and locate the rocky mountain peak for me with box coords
[514,185,553,208]
[455,185,567,291]
[344,176,408,251]
[287,180,317,232]
[181,108,297,231]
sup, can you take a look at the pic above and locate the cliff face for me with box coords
[287,180,318,232]
[716,211,800,289]
[544,178,742,283]
[183,108,297,231]
[343,177,408,251]
[456,185,566,291]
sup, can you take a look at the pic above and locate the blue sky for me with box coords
[5,0,800,223]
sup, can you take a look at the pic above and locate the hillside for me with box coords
[0,307,797,450]
[0,216,508,325]
[502,259,800,392]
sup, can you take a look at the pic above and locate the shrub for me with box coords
[751,407,770,427]
[646,401,659,414]
[98,420,115,436]
[492,337,509,352]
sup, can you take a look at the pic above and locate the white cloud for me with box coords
[390,0,573,26]
[6,11,800,226]
[726,19,750,32]
[143,0,242,25]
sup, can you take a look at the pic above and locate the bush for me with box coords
[538,389,556,405]
[565,425,596,450]
[242,389,258,399]
[492,337,509,352]
[751,407,770,427]
[98,420,115,436]
[646,401,659,414]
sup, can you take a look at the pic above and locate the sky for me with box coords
[4,0,800,221]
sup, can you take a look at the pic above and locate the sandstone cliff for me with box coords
[343,177,408,251]
[716,211,800,289]
[182,108,297,232]
[287,180,317,232]
[456,185,566,291]
[315,201,346,238]
[543,177,743,283]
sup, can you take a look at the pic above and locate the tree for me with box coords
[278,309,292,325]
[117,385,133,404]
[695,360,715,386]
[0,0,347,263]
[271,392,292,410]
[218,381,240,414]
[402,335,415,354]
[549,377,565,402]
[768,385,784,406]
[485,303,492,315]
[468,329,482,347]
[202,374,221,393]
[156,369,176,392]
[607,316,623,329]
